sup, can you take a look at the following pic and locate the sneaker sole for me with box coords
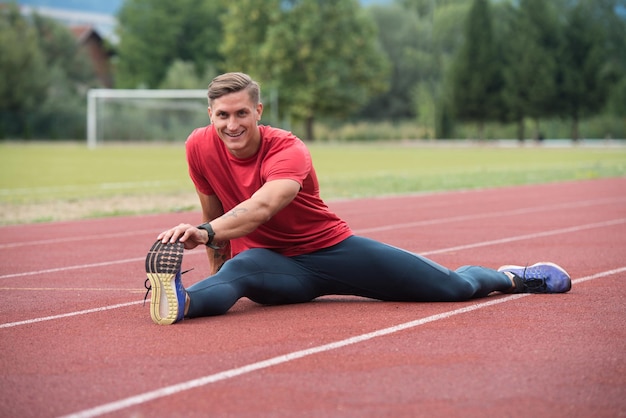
[145,240,184,325]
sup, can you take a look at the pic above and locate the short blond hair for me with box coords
[207,72,260,105]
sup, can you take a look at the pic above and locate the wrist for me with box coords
[197,222,221,249]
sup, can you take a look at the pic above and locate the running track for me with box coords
[0,178,624,418]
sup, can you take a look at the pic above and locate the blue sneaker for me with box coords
[498,262,571,293]
[145,240,186,325]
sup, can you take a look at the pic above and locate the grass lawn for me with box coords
[1,141,624,224]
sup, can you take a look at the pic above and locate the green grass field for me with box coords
[1,141,624,224]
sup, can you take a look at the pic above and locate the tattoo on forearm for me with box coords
[225,208,247,218]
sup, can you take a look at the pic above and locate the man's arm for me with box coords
[208,179,301,241]
[158,179,301,258]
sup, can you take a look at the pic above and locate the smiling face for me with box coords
[208,89,264,159]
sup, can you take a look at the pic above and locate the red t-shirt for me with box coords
[186,124,353,257]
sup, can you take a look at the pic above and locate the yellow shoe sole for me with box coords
[145,240,185,325]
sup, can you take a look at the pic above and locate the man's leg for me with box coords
[185,248,323,317]
[293,236,513,302]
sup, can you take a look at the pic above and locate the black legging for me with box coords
[186,235,513,317]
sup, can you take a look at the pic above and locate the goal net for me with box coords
[86,89,209,148]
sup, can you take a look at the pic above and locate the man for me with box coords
[145,72,571,325]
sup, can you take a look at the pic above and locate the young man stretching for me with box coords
[145,72,571,325]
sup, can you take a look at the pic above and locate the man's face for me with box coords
[208,89,264,159]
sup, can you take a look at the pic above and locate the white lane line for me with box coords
[420,218,626,256]
[57,266,626,418]
[0,301,143,329]
[0,229,162,249]
[356,197,626,234]
[2,218,624,280]
[570,267,626,284]
[0,257,145,279]
[3,265,624,331]
[0,248,206,280]
[0,287,143,292]
[1,196,623,249]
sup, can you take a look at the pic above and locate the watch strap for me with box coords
[196,222,222,250]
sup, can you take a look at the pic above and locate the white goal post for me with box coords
[86,89,208,148]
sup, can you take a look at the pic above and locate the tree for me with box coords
[400,0,468,18]
[258,0,390,140]
[450,0,503,139]
[598,0,626,123]
[159,60,217,90]
[358,4,423,121]
[499,0,561,141]
[557,0,610,140]
[30,14,99,138]
[371,0,470,137]
[0,4,48,137]
[116,0,225,88]
[428,1,472,138]
[219,0,280,80]
[499,4,535,140]
[0,5,97,139]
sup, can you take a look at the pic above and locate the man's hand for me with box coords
[158,223,209,250]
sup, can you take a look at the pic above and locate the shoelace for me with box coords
[143,268,194,306]
[519,265,547,292]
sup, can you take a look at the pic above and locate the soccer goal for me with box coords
[86,89,209,148]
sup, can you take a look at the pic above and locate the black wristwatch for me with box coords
[197,222,221,249]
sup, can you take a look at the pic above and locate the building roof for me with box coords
[69,24,102,44]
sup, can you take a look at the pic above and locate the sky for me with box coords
[10,0,392,41]
[14,0,123,14]
[14,0,391,15]
[11,0,121,39]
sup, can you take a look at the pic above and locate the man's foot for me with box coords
[145,240,186,325]
[498,262,572,294]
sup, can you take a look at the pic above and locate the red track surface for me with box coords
[1,178,625,418]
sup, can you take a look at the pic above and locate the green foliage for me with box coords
[32,14,95,88]
[219,0,279,79]
[450,0,503,138]
[558,0,612,139]
[597,0,626,120]
[517,0,561,122]
[313,115,625,142]
[608,77,626,116]
[361,0,469,140]
[314,120,433,141]
[0,4,98,139]
[159,60,217,90]
[499,0,562,139]
[257,0,390,139]
[359,4,423,120]
[30,14,99,139]
[115,0,225,88]
[2,0,626,141]
[0,5,48,137]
